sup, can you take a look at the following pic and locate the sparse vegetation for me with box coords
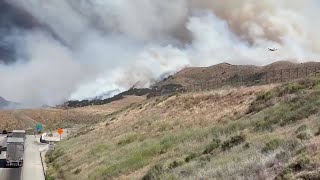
[297,131,312,140]
[117,133,144,146]
[254,119,274,132]
[221,134,246,151]
[202,138,221,154]
[296,124,308,133]
[315,127,320,136]
[45,78,320,180]
[261,138,283,153]
[142,164,165,180]
[248,91,275,113]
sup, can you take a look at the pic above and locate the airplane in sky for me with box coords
[268,48,278,51]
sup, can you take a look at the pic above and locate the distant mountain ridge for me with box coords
[154,61,320,87]
[64,61,320,108]
[0,96,10,109]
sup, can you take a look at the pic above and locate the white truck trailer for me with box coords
[6,137,24,167]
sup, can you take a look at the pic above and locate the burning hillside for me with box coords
[1,1,320,107]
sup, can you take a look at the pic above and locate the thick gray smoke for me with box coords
[1,0,320,107]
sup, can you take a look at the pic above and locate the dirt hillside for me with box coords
[47,77,320,180]
[155,61,320,87]
[0,96,145,131]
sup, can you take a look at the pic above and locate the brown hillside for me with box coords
[0,96,145,131]
[156,61,320,87]
[47,78,320,180]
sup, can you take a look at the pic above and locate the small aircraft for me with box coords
[268,48,278,51]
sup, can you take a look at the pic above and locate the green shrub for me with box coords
[315,127,320,136]
[284,139,305,153]
[159,136,176,153]
[243,143,250,150]
[168,159,184,169]
[289,152,313,172]
[296,132,312,140]
[117,133,144,146]
[199,155,211,162]
[248,91,275,113]
[295,125,308,134]
[254,119,274,132]
[203,138,221,154]
[45,176,55,180]
[72,168,81,175]
[262,139,283,153]
[46,148,64,164]
[142,164,165,180]
[94,141,163,178]
[257,91,275,101]
[275,151,289,162]
[221,134,246,151]
[275,167,293,180]
[265,92,320,127]
[90,144,109,157]
[277,82,305,97]
[185,153,199,163]
[222,122,247,135]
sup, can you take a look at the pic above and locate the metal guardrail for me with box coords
[40,152,46,177]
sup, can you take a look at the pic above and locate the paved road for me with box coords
[21,135,45,180]
[0,135,45,180]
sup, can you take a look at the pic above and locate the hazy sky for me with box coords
[0,0,320,107]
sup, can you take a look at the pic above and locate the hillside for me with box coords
[155,61,320,87]
[0,96,17,109]
[63,61,320,109]
[0,96,145,131]
[46,77,320,180]
[0,96,9,108]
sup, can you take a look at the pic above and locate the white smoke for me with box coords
[1,0,320,107]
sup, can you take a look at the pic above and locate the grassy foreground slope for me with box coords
[47,78,320,180]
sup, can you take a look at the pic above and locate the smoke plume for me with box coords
[0,0,319,107]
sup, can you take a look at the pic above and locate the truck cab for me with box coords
[11,130,26,140]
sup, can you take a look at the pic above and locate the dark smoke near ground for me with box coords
[0,0,320,107]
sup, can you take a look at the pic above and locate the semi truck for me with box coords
[6,137,24,167]
[10,130,26,139]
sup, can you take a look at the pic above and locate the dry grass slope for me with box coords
[46,78,320,180]
[0,96,145,131]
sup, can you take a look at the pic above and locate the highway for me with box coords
[0,134,45,180]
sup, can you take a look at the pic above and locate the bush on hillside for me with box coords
[295,125,308,134]
[277,82,305,97]
[262,139,283,153]
[296,131,312,140]
[185,153,199,163]
[248,91,275,113]
[265,92,320,127]
[289,152,313,172]
[142,164,165,180]
[315,127,320,136]
[203,138,221,154]
[242,143,251,150]
[168,159,184,169]
[284,139,305,153]
[275,151,289,162]
[221,134,246,151]
[254,119,274,132]
[117,133,144,146]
